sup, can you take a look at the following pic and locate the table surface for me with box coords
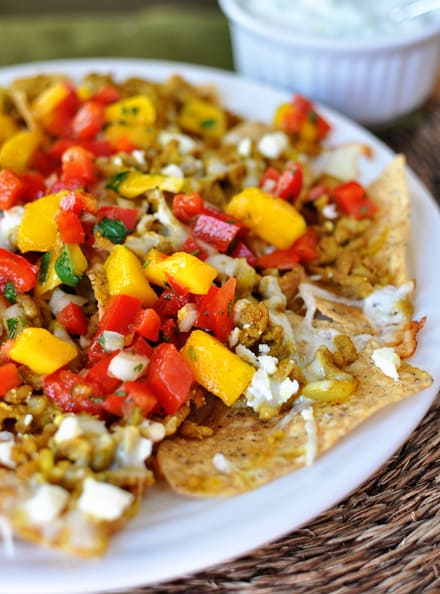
[0,6,439,593]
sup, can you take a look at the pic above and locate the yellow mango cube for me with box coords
[178,99,226,138]
[116,171,183,199]
[0,114,19,145]
[104,122,155,150]
[105,95,156,126]
[9,328,78,375]
[31,81,70,123]
[224,187,306,249]
[181,330,255,406]
[143,249,168,286]
[0,130,41,174]
[17,192,64,253]
[105,245,157,305]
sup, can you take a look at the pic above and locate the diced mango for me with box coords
[105,245,157,305]
[116,171,183,199]
[9,328,78,375]
[31,81,70,123]
[0,130,41,174]
[178,99,226,139]
[104,95,156,126]
[144,250,217,295]
[17,192,64,252]
[181,330,255,406]
[224,187,306,249]
[69,244,88,276]
[0,114,19,145]
[35,250,61,296]
[103,122,155,150]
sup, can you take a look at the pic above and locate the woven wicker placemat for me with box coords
[119,96,440,594]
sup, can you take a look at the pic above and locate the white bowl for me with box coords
[219,0,440,124]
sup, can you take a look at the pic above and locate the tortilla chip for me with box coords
[157,344,432,497]
[87,260,109,317]
[367,155,410,285]
[312,297,375,335]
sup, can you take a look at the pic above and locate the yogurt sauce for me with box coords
[242,0,437,40]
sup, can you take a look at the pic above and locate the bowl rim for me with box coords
[218,0,440,52]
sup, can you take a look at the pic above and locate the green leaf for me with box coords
[200,118,216,130]
[106,170,130,192]
[54,246,82,288]
[38,252,51,285]
[6,317,19,339]
[94,217,129,244]
[3,281,16,304]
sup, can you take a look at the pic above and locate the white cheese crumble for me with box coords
[21,484,69,524]
[131,149,146,166]
[0,206,24,250]
[212,452,232,474]
[158,131,197,155]
[237,137,252,158]
[257,132,289,159]
[363,282,413,337]
[161,163,184,179]
[54,416,82,444]
[108,351,149,381]
[372,347,401,381]
[77,478,134,521]
[322,203,338,219]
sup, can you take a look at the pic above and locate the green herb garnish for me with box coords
[3,281,16,304]
[106,170,130,193]
[38,252,51,285]
[54,246,82,288]
[94,217,129,244]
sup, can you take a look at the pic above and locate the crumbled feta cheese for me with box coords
[161,163,184,179]
[111,155,124,167]
[159,131,196,155]
[131,149,146,166]
[244,354,298,414]
[258,343,270,354]
[363,282,413,336]
[108,351,149,381]
[0,433,15,469]
[77,478,134,521]
[115,426,153,468]
[372,347,401,381]
[237,137,252,157]
[258,354,278,374]
[54,416,82,444]
[22,484,69,524]
[0,206,24,250]
[235,344,259,367]
[322,203,338,219]
[279,377,300,401]
[100,330,125,353]
[257,132,289,159]
[212,452,232,474]
[228,326,241,348]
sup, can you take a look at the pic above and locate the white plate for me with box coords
[0,59,439,594]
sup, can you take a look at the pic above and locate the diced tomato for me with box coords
[96,206,138,230]
[49,178,85,193]
[0,363,22,397]
[98,295,143,334]
[72,101,105,141]
[133,308,161,342]
[229,240,257,266]
[194,277,236,343]
[102,393,126,417]
[192,214,240,253]
[259,166,280,193]
[180,236,208,261]
[130,335,154,358]
[123,381,157,416]
[0,249,37,293]
[60,190,98,214]
[61,145,98,188]
[281,94,331,141]
[332,181,378,219]
[159,318,180,346]
[256,228,318,269]
[146,343,194,415]
[31,150,59,177]
[56,302,88,335]
[55,210,85,244]
[0,169,26,209]
[45,84,80,138]
[49,138,115,159]
[20,173,46,202]
[92,85,122,105]
[172,193,205,223]
[44,369,103,416]
[275,162,303,201]
[86,354,121,394]
[155,281,190,319]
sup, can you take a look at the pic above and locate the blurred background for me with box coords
[0,0,231,69]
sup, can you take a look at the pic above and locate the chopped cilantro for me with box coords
[106,170,130,192]
[133,363,144,372]
[38,252,51,285]
[200,118,216,130]
[94,217,129,244]
[3,281,16,304]
[6,317,23,339]
[54,246,82,288]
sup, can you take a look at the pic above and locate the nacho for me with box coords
[0,71,432,557]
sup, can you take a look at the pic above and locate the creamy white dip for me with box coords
[242,0,436,40]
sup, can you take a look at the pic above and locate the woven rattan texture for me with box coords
[122,98,440,594]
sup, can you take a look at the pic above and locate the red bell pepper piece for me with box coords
[86,354,121,395]
[155,281,190,319]
[0,363,22,396]
[172,193,205,223]
[146,343,194,415]
[60,190,98,214]
[281,94,331,141]
[192,214,240,253]
[133,308,161,342]
[55,210,85,244]
[332,181,378,220]
[103,380,157,418]
[91,85,122,105]
[159,318,180,346]
[194,276,236,343]
[45,83,80,138]
[0,169,26,209]
[98,294,142,334]
[256,228,318,269]
[259,166,280,193]
[229,240,257,266]
[56,302,89,335]
[61,145,98,188]
[130,335,154,358]
[49,138,115,159]
[72,100,105,141]
[274,162,303,201]
[96,205,139,230]
[20,173,46,202]
[180,236,208,261]
[0,249,37,293]
[44,369,103,416]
